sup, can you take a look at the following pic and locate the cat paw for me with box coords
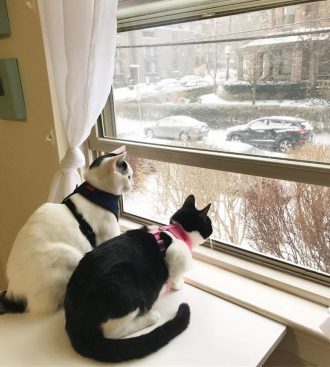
[172,278,184,290]
[146,310,160,326]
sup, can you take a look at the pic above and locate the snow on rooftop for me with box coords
[242,29,330,48]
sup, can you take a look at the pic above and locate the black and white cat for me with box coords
[1,146,133,314]
[64,195,212,362]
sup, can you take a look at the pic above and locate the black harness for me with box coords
[62,182,120,248]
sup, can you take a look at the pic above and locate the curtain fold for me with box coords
[38,0,118,202]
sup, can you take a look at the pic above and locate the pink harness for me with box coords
[149,224,193,253]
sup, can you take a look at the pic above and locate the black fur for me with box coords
[116,159,128,174]
[64,195,212,362]
[0,290,26,314]
[89,153,117,168]
[89,153,128,174]
[171,195,212,239]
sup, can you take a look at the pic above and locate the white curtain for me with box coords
[38,0,118,202]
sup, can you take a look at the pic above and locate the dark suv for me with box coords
[225,116,313,152]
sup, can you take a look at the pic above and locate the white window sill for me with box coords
[185,256,329,342]
[120,218,330,343]
[193,246,330,306]
[0,284,286,366]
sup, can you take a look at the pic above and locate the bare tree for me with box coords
[296,2,330,98]
[130,157,247,245]
[243,176,330,273]
[127,144,330,273]
[205,19,225,93]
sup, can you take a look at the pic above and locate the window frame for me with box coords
[88,0,330,287]
[117,0,315,32]
[89,115,330,287]
[90,118,330,187]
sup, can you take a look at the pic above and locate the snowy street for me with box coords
[114,117,330,159]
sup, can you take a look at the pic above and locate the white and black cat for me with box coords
[64,195,212,362]
[0,146,133,314]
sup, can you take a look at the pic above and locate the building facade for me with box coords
[236,1,330,98]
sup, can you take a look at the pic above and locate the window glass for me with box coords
[142,29,155,37]
[124,156,330,275]
[109,1,330,158]
[268,120,284,128]
[96,1,330,279]
[249,120,267,129]
[283,6,296,24]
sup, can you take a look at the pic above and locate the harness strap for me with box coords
[62,181,120,221]
[62,181,120,248]
[74,182,120,220]
[150,230,168,253]
[63,199,96,248]
[149,224,193,254]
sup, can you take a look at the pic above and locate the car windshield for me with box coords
[249,120,266,129]
[268,120,284,127]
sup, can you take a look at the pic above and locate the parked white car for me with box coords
[145,116,209,141]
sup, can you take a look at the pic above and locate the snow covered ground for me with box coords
[114,82,330,108]
[114,78,213,102]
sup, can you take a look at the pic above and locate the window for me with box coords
[249,120,268,129]
[90,0,330,283]
[143,47,156,57]
[122,157,330,274]
[142,29,155,37]
[283,6,295,24]
[278,49,292,76]
[268,120,284,128]
[115,61,123,75]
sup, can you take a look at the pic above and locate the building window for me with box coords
[115,61,122,75]
[90,1,330,281]
[142,29,155,37]
[145,60,157,74]
[278,49,292,75]
[283,6,295,24]
[143,47,156,57]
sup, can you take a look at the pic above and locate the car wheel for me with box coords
[145,129,154,139]
[180,132,190,142]
[229,134,242,142]
[278,138,293,152]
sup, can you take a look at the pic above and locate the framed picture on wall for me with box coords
[0,59,26,121]
[0,0,10,36]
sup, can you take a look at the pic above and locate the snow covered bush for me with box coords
[222,81,310,100]
[243,178,330,272]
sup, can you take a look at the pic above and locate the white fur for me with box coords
[102,309,160,339]
[6,148,133,314]
[84,152,133,196]
[165,227,205,290]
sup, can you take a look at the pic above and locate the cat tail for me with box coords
[0,290,26,314]
[66,303,190,363]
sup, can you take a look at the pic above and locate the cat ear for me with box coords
[108,152,127,170]
[183,194,195,208]
[111,145,126,155]
[199,203,211,218]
